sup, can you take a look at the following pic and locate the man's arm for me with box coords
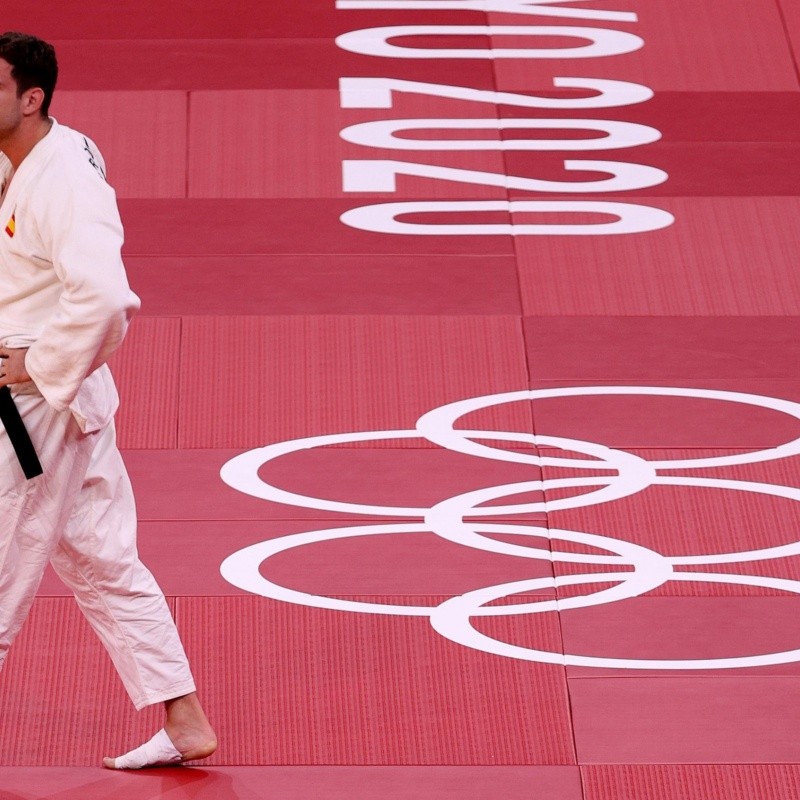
[22,165,140,411]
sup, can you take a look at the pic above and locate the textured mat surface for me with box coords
[123,254,523,315]
[4,2,485,39]
[559,597,800,677]
[582,765,800,800]
[526,380,800,449]
[176,596,574,765]
[177,315,530,448]
[524,317,800,380]
[8,0,800,792]
[569,677,800,763]
[515,197,800,317]
[499,93,800,143]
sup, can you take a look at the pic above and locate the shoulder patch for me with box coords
[4,213,14,238]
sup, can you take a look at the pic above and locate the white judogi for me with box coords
[0,119,195,709]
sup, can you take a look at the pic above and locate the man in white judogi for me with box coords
[0,32,217,769]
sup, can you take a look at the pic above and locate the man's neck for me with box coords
[0,116,53,171]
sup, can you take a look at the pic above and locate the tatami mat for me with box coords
[176,596,575,765]
[176,316,530,448]
[7,0,800,793]
[123,254,523,315]
[582,765,800,800]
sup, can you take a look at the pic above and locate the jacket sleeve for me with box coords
[24,163,141,412]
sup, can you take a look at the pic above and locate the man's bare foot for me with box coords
[102,692,217,769]
[163,692,217,762]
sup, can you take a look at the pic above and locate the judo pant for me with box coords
[0,390,196,710]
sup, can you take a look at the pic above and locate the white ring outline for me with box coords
[415,386,800,469]
[430,570,800,670]
[219,523,672,616]
[220,430,656,517]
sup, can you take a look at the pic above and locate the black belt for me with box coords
[0,385,43,479]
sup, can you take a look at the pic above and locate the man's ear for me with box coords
[20,87,45,117]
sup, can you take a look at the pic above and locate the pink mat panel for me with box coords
[583,765,800,800]
[122,254,522,315]
[560,597,800,678]
[569,676,800,763]
[176,596,575,765]
[515,198,800,317]
[4,3,487,39]
[177,316,530,448]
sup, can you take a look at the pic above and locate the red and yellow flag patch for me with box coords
[4,214,14,238]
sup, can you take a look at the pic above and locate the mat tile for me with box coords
[505,143,800,198]
[3,3,484,39]
[544,478,800,595]
[582,764,800,800]
[177,316,530,448]
[34,519,554,598]
[515,197,800,316]
[498,93,800,144]
[569,676,800,763]
[123,449,270,521]
[559,597,800,677]
[109,316,181,449]
[119,446,545,522]
[123,254,522,315]
[524,317,800,381]
[176,595,574,765]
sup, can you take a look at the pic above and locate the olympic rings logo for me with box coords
[220,386,800,670]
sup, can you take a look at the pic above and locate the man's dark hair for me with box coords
[0,32,58,117]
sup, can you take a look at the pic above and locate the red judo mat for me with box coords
[3,0,800,798]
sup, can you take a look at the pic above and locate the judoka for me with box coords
[0,31,217,769]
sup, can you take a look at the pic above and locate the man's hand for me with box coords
[0,348,32,387]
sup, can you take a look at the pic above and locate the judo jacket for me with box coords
[0,118,141,432]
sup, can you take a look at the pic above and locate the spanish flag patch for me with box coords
[4,214,14,238]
